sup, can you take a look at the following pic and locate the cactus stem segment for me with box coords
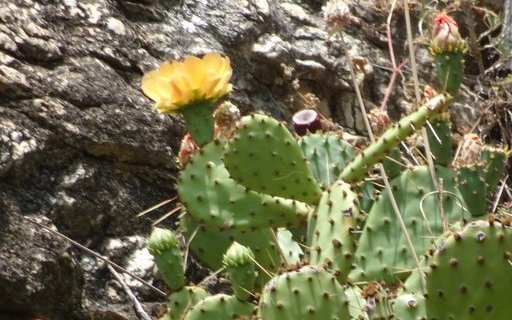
[340,94,451,183]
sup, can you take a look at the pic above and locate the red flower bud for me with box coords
[431,14,466,54]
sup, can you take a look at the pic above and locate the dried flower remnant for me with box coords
[323,0,355,34]
[214,101,241,138]
[454,133,483,167]
[367,107,391,135]
[178,133,200,166]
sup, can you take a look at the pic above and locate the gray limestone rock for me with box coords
[0,208,83,319]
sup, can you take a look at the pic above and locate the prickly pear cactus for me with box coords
[403,220,512,319]
[307,179,361,282]
[223,114,322,204]
[222,242,256,301]
[178,138,310,230]
[181,215,283,286]
[140,32,512,320]
[258,265,350,319]
[147,228,186,292]
[184,294,255,320]
[299,133,356,188]
[349,166,466,283]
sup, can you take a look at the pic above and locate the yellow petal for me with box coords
[202,53,224,72]
[141,70,166,103]
[159,60,182,78]
[220,56,231,74]
[202,76,222,99]
[170,72,194,104]
[156,100,180,113]
[211,75,232,98]
[182,56,206,90]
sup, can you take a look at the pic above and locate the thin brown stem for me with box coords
[25,217,167,297]
[107,265,153,320]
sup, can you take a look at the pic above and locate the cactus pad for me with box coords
[434,52,465,94]
[178,139,310,230]
[382,148,402,179]
[180,101,215,146]
[223,114,322,204]
[344,285,370,320]
[258,266,350,319]
[426,115,452,167]
[349,166,466,284]
[182,215,283,287]
[307,179,360,282]
[456,163,487,217]
[184,294,256,320]
[481,146,509,192]
[147,228,185,291]
[340,94,450,183]
[391,292,426,320]
[222,242,256,301]
[299,133,356,188]
[167,286,209,320]
[276,228,304,265]
[424,220,512,319]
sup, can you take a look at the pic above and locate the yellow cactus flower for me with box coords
[141,53,233,113]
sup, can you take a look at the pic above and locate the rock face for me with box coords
[0,0,494,319]
[0,210,83,319]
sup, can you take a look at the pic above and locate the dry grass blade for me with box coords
[107,264,153,320]
[492,175,509,213]
[270,228,289,268]
[196,267,225,288]
[152,205,182,226]
[184,224,200,272]
[137,196,177,217]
